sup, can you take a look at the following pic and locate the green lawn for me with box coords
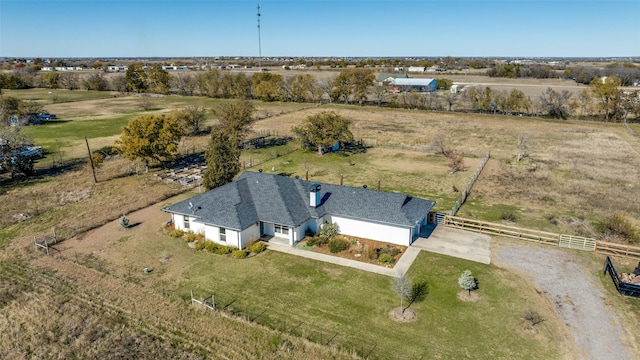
[111,233,564,359]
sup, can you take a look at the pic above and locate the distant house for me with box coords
[388,78,437,93]
[408,66,426,73]
[107,66,127,72]
[162,171,435,249]
[376,73,409,86]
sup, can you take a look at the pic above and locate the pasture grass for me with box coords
[3,88,118,103]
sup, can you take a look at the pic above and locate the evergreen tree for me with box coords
[202,128,241,190]
[458,270,477,296]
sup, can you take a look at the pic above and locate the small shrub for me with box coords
[119,214,129,229]
[595,213,639,243]
[247,237,259,248]
[366,246,378,260]
[204,241,216,253]
[319,222,339,241]
[250,241,267,253]
[195,241,206,251]
[232,249,248,258]
[501,211,518,222]
[328,238,349,253]
[305,228,315,237]
[379,244,401,257]
[523,308,544,326]
[378,253,394,264]
[185,232,198,243]
[169,229,185,238]
[163,223,175,234]
[214,245,233,255]
[306,236,323,247]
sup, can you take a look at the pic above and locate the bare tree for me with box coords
[430,133,450,157]
[516,133,529,162]
[539,87,572,120]
[392,273,412,314]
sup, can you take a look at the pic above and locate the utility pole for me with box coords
[257,3,262,69]
[85,137,97,183]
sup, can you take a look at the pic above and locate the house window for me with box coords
[219,228,226,242]
[183,215,190,229]
[274,224,289,236]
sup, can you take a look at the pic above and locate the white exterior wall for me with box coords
[240,224,260,249]
[204,224,241,248]
[326,215,412,246]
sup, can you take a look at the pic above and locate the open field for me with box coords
[2,88,640,358]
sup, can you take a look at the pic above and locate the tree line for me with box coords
[2,64,639,122]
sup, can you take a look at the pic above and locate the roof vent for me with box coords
[363,184,368,189]
[258,169,263,172]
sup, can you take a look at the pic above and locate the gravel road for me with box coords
[495,245,632,360]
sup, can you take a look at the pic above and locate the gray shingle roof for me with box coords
[162,171,435,231]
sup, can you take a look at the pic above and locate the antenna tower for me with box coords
[257,4,262,69]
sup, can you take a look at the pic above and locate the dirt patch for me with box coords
[389,307,417,323]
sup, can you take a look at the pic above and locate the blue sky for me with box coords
[1,0,638,58]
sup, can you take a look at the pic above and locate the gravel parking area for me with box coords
[495,245,632,360]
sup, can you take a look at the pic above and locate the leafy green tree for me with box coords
[291,111,354,155]
[458,270,477,296]
[213,99,256,141]
[42,72,60,89]
[146,65,171,94]
[116,114,183,169]
[196,69,221,97]
[202,129,241,190]
[125,63,147,93]
[436,78,453,90]
[252,72,283,101]
[589,76,625,122]
[290,74,315,102]
[202,99,256,190]
[331,68,375,104]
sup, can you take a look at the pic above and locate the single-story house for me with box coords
[388,78,437,93]
[162,171,435,249]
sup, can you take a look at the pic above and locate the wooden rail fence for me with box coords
[451,153,490,216]
[444,215,559,245]
[443,215,640,260]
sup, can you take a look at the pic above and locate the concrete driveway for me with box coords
[412,225,492,264]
